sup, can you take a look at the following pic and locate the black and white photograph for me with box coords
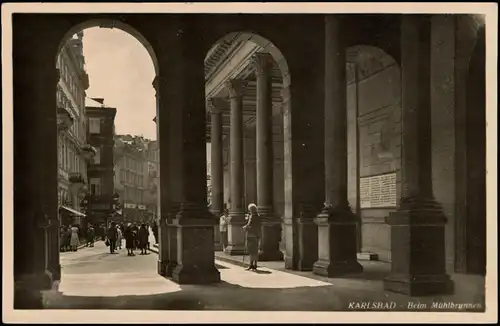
[2,2,497,324]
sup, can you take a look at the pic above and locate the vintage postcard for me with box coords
[2,2,497,324]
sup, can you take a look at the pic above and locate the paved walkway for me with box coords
[43,236,485,311]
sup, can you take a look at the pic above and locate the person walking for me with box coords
[106,221,118,254]
[138,223,150,255]
[116,225,123,250]
[219,209,229,251]
[69,224,80,251]
[124,223,135,256]
[86,224,95,247]
[242,203,262,271]
[152,221,159,244]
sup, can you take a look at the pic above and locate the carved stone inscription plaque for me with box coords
[360,172,397,208]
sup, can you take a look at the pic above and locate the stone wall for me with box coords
[346,50,402,263]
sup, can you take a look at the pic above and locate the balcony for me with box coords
[69,172,86,185]
[57,106,74,132]
[81,144,97,161]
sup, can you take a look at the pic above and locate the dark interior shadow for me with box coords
[38,275,485,312]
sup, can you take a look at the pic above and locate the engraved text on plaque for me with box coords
[359,172,397,208]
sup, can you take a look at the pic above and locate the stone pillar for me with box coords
[384,15,453,296]
[251,53,283,261]
[225,79,247,255]
[14,29,59,308]
[313,15,363,277]
[159,23,220,284]
[152,76,171,277]
[49,68,63,283]
[208,97,226,251]
[244,128,257,206]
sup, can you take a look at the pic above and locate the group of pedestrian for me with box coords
[104,221,151,256]
[59,224,81,252]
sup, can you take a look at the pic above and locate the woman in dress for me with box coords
[138,223,150,255]
[116,225,123,250]
[124,223,135,256]
[69,224,80,251]
[242,203,262,271]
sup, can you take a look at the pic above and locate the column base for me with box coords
[384,274,454,296]
[226,213,246,255]
[171,264,221,285]
[313,259,363,277]
[313,207,363,277]
[170,214,220,285]
[284,256,295,270]
[297,218,318,271]
[14,271,53,309]
[213,225,223,251]
[386,199,453,296]
[157,260,168,277]
[49,264,61,282]
[259,219,283,262]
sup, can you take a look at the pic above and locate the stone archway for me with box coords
[204,31,290,262]
[344,45,401,262]
[51,19,160,282]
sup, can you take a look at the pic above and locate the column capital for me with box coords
[207,97,227,115]
[225,79,247,98]
[250,52,274,76]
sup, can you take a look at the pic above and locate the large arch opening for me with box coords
[53,20,165,297]
[204,31,290,266]
[463,25,486,275]
[344,45,401,263]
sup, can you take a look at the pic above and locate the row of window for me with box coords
[59,135,87,175]
[118,155,147,173]
[118,169,145,186]
[123,186,144,203]
[56,50,85,112]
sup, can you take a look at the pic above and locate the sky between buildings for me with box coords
[82,27,212,163]
[82,27,157,140]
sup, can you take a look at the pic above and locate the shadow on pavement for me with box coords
[42,278,485,312]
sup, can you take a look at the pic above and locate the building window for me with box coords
[94,147,101,164]
[90,178,102,196]
[89,118,101,134]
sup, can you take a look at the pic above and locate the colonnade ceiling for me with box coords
[204,33,285,141]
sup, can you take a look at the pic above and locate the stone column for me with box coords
[313,15,363,277]
[384,15,453,296]
[159,22,220,284]
[208,97,226,251]
[225,79,247,255]
[49,68,63,283]
[152,76,171,277]
[251,53,283,261]
[244,128,257,206]
[14,30,59,308]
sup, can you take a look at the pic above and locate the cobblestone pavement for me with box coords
[44,237,485,312]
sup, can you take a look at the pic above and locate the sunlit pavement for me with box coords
[43,238,485,311]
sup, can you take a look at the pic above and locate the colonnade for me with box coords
[12,14,461,309]
[207,15,453,295]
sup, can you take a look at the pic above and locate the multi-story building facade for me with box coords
[114,135,149,222]
[84,98,117,227]
[56,31,94,227]
[144,140,159,220]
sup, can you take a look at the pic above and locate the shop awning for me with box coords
[59,205,86,217]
